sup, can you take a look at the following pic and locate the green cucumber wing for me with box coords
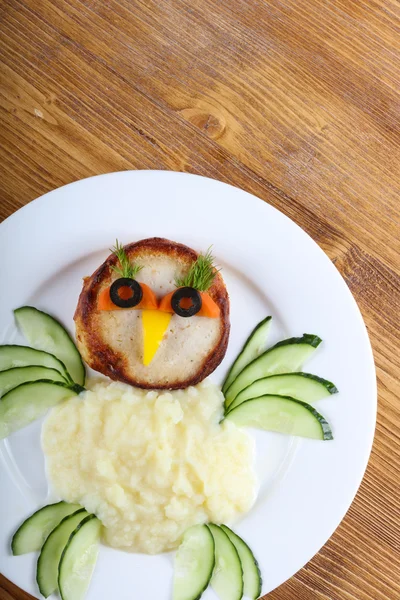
[220,525,262,600]
[11,502,82,556]
[208,524,243,600]
[0,366,66,398]
[14,306,85,385]
[224,334,323,407]
[173,524,215,600]
[222,316,272,394]
[226,395,333,440]
[58,515,101,600]
[0,345,70,382]
[228,372,337,412]
[0,380,80,440]
[37,508,89,598]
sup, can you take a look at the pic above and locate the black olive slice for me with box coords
[171,287,202,317]
[109,278,143,308]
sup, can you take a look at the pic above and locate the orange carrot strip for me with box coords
[198,292,220,318]
[97,287,116,311]
[97,283,158,311]
[137,283,159,310]
[158,290,175,313]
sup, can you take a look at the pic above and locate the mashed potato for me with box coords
[42,379,257,554]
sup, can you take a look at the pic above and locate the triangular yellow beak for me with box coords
[142,309,172,366]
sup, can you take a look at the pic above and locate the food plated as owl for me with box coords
[1,236,338,600]
[74,238,230,389]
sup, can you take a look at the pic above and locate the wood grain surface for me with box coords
[0,0,399,598]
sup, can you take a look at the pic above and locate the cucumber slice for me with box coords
[224,334,322,408]
[208,524,243,600]
[0,380,80,440]
[222,317,272,394]
[58,515,101,600]
[0,366,66,397]
[0,345,70,382]
[11,502,82,556]
[173,524,215,600]
[37,509,89,598]
[220,525,262,600]
[225,395,333,440]
[228,372,338,412]
[14,306,85,386]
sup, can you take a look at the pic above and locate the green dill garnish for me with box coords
[110,240,142,279]
[175,247,219,292]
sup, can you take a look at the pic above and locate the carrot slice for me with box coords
[97,283,158,311]
[158,291,174,313]
[197,292,220,318]
[137,284,159,310]
[158,289,220,318]
[97,287,116,311]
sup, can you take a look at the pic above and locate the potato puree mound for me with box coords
[42,379,257,554]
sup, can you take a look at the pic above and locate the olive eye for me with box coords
[110,278,143,308]
[171,287,202,317]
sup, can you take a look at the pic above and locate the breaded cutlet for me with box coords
[74,238,230,389]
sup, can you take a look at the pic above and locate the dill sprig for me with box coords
[175,247,219,291]
[110,240,142,279]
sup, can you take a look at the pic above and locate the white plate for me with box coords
[0,171,376,599]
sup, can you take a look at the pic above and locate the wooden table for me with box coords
[1,1,399,598]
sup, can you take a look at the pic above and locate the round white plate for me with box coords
[0,171,376,599]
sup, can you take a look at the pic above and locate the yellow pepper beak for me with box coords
[141,309,172,366]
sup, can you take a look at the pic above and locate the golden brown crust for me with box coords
[74,238,230,389]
